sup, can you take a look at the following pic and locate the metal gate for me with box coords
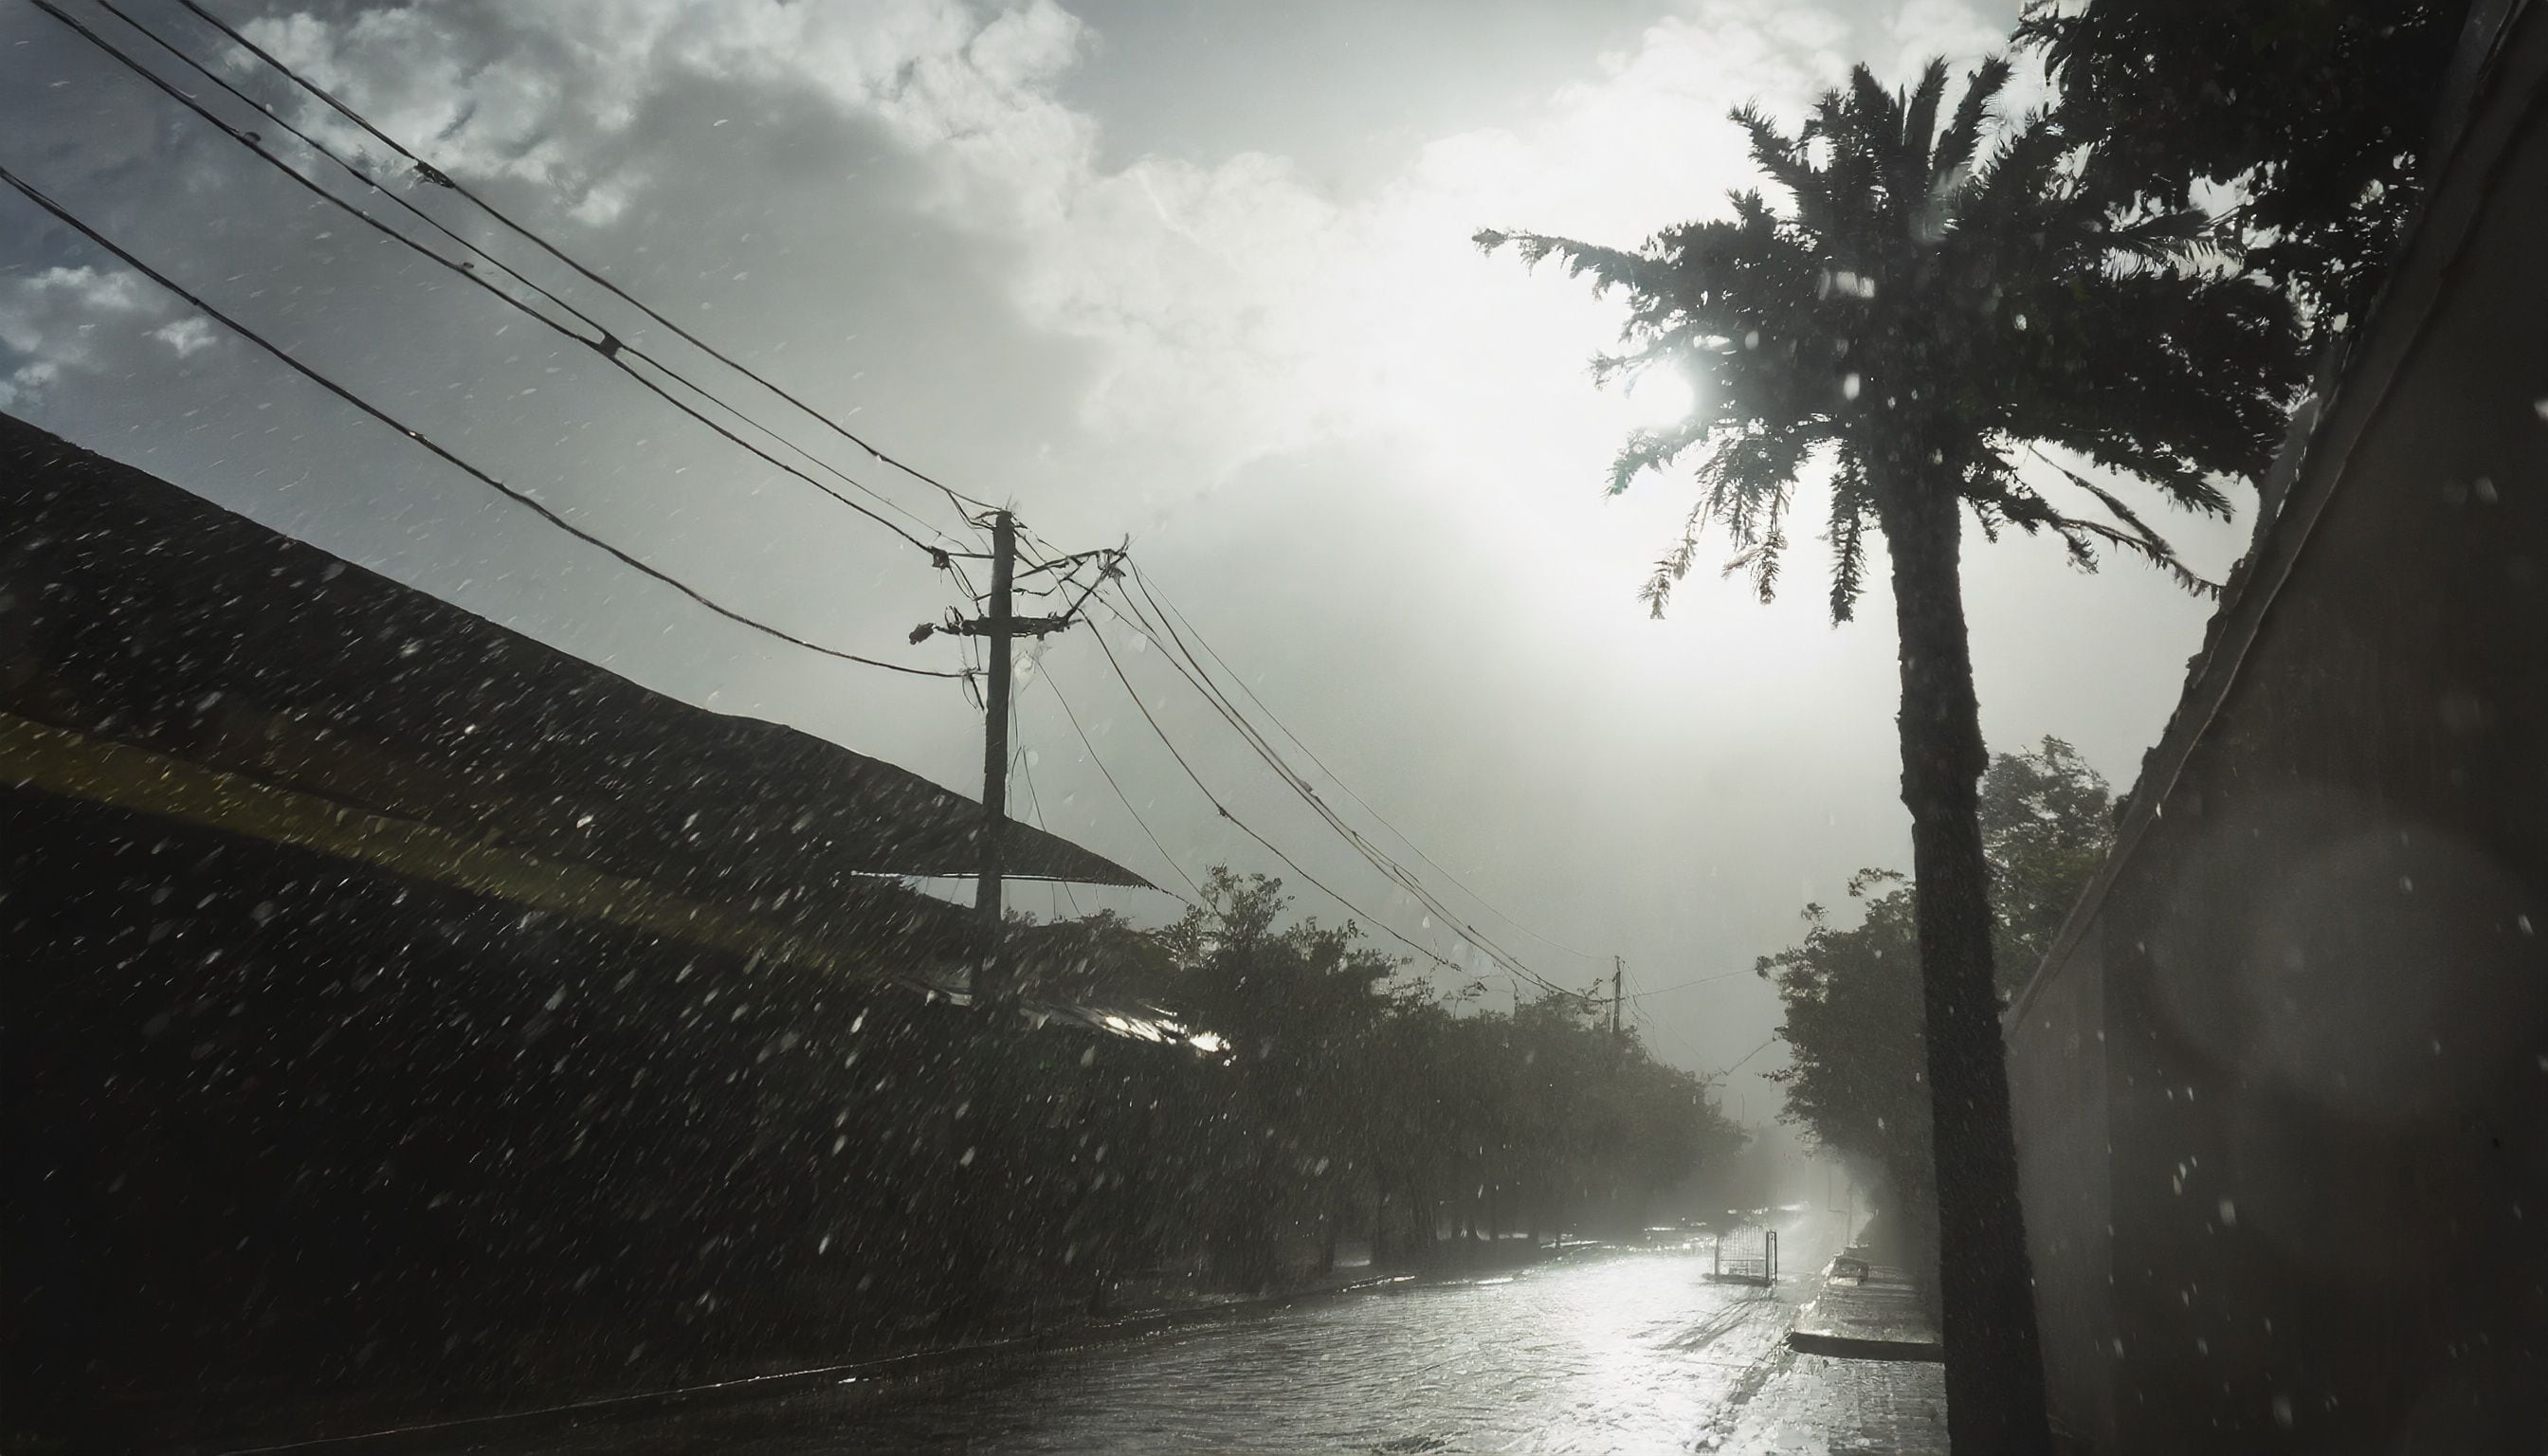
[1708,1225,1778,1286]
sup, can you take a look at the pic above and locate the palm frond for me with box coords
[1730,102,1819,214]
[1829,507,1868,622]
[1472,229,1666,299]
[1609,414,1714,495]
[1931,56,2013,187]
[1972,470,2221,598]
[1896,61,1952,201]
[1640,498,1715,618]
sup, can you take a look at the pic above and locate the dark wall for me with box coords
[2005,27,2548,1452]
[2007,935,2113,1448]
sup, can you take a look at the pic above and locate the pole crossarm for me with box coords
[933,614,1077,641]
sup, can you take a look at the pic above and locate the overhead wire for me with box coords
[0,163,963,679]
[1128,562,1612,967]
[1012,682,1084,920]
[1098,588,1571,996]
[1628,966,1764,1000]
[1714,1035,1781,1080]
[1080,617,1490,981]
[1103,567,1594,996]
[36,0,987,564]
[1092,577,1576,998]
[170,0,1000,523]
[1039,662,1205,907]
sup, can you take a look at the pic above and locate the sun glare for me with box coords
[1622,367,1696,429]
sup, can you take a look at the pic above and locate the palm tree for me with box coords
[1479,58,2298,1453]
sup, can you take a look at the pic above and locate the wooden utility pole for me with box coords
[973,510,1019,1009]
[1611,955,1624,1039]
[931,510,1079,1011]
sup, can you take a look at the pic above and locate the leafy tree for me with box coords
[1478,64,2294,1448]
[1766,741,2118,1295]
[1156,869,1399,1290]
[1979,736,2113,991]
[1764,870,1929,1239]
[2018,0,2475,332]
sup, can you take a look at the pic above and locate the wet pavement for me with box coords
[436,1210,1851,1455]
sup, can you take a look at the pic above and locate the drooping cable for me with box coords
[1012,683,1085,920]
[172,0,998,522]
[1082,617,1490,982]
[1093,580,1574,998]
[0,163,963,679]
[1039,663,1205,907]
[32,0,984,564]
[1628,966,1762,1000]
[1129,562,1612,966]
[1113,568,1585,986]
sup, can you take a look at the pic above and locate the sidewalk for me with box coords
[1709,1352,1948,1456]
[1702,1258,1949,1455]
[1787,1261,1943,1361]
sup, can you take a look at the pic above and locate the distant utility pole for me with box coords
[935,510,1074,1011]
[1611,955,1624,1040]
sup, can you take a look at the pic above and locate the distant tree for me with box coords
[1980,736,2113,993]
[1764,869,1929,1237]
[1157,870,1398,1290]
[1766,740,2118,1284]
[1480,58,2296,1451]
[2019,0,2476,333]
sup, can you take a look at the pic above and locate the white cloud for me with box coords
[151,316,217,357]
[0,264,149,351]
[0,264,190,407]
[237,0,1097,228]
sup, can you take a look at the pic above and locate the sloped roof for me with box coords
[0,414,1151,927]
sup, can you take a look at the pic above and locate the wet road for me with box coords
[460,1210,1844,1456]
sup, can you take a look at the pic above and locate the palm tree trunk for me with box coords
[1881,480,2051,1456]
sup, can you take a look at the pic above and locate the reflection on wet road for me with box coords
[469,1210,1842,1455]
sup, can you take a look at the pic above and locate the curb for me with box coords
[1784,1330,1946,1363]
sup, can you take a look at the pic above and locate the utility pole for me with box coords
[1611,955,1624,1040]
[917,510,1079,1012]
[973,510,1019,1010]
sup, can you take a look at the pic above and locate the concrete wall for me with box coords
[2004,11,2548,1450]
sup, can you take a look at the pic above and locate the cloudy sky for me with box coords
[1,0,2250,1122]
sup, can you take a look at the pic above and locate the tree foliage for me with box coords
[1143,869,1739,1287]
[2018,0,2475,332]
[1766,738,2116,1198]
[1477,57,2302,619]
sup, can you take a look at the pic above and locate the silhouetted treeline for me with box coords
[4,801,1731,1449]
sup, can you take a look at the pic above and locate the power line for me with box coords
[1628,966,1765,1000]
[1118,569,1592,988]
[1714,1035,1780,1080]
[34,0,984,564]
[172,0,999,523]
[1101,583,1572,996]
[1081,617,1484,981]
[1012,684,1084,920]
[1039,661,1204,906]
[0,162,964,679]
[1093,576,1574,998]
[1129,563,1611,966]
